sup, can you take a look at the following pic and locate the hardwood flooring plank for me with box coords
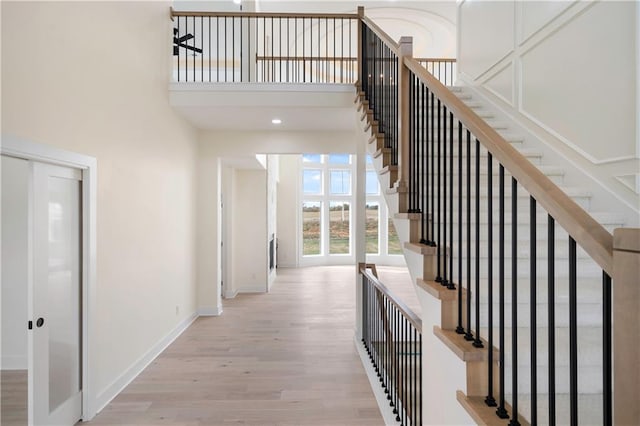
[85,266,393,425]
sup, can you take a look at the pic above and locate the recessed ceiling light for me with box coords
[272,118,282,125]
[233,0,242,4]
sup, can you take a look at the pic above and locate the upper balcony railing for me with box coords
[171,10,359,83]
[170,9,456,86]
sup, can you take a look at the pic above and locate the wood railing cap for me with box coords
[359,266,422,333]
[170,9,359,19]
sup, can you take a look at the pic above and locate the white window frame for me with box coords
[298,154,404,266]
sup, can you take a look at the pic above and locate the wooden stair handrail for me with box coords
[403,56,614,275]
[360,16,401,54]
[360,266,422,333]
[170,8,359,20]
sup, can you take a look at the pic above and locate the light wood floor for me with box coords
[86,266,417,426]
[1,370,28,426]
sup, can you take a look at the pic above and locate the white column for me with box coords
[354,124,367,340]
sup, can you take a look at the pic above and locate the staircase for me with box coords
[355,68,625,424]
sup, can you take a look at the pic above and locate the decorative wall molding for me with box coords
[481,61,514,107]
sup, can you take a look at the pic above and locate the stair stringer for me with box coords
[355,90,517,425]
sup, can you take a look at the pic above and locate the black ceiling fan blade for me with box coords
[176,43,203,54]
[175,34,194,43]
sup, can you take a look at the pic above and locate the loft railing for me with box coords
[360,264,422,426]
[360,17,399,166]
[171,10,358,83]
[415,58,457,87]
[360,16,619,426]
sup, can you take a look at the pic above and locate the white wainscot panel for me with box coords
[459,0,514,81]
[520,1,636,163]
[520,1,575,44]
[484,62,513,106]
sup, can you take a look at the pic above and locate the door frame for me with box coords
[1,134,98,421]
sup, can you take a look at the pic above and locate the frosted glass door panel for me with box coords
[32,162,83,425]
[47,176,81,412]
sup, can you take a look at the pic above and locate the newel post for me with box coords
[396,36,412,213]
[612,228,640,424]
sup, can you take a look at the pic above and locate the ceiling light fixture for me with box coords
[272,118,282,125]
[233,0,242,4]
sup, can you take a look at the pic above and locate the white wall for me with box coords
[197,130,355,309]
[232,169,268,292]
[1,0,198,408]
[457,0,639,220]
[1,156,29,370]
[266,155,278,287]
[276,155,301,268]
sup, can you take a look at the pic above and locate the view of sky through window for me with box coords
[303,169,322,194]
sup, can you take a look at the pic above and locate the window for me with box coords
[330,170,351,195]
[366,202,379,254]
[329,202,350,254]
[328,153,350,164]
[302,201,322,255]
[302,154,322,164]
[388,215,402,255]
[366,171,379,195]
[299,153,400,263]
[303,169,322,194]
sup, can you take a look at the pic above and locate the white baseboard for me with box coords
[237,284,267,293]
[198,306,223,316]
[94,312,198,414]
[223,290,238,299]
[354,336,400,426]
[1,355,27,370]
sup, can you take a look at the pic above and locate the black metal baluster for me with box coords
[362,275,366,345]
[496,165,509,419]
[224,17,227,81]
[404,317,408,426]
[418,332,422,426]
[413,327,417,426]
[530,196,537,425]
[603,271,612,426]
[486,153,497,406]
[473,139,483,348]
[231,16,234,82]
[430,91,435,246]
[435,99,442,283]
[548,216,556,426]
[395,308,400,420]
[448,112,455,290]
[191,16,195,82]
[456,121,465,335]
[384,298,388,391]
[509,178,520,426]
[422,87,430,244]
[441,105,448,287]
[465,130,473,342]
[177,17,181,82]
[569,237,578,426]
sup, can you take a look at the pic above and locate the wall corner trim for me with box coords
[94,312,198,415]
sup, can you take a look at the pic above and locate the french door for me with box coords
[31,162,83,425]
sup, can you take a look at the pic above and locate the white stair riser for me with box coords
[502,366,604,395]
[468,302,605,328]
